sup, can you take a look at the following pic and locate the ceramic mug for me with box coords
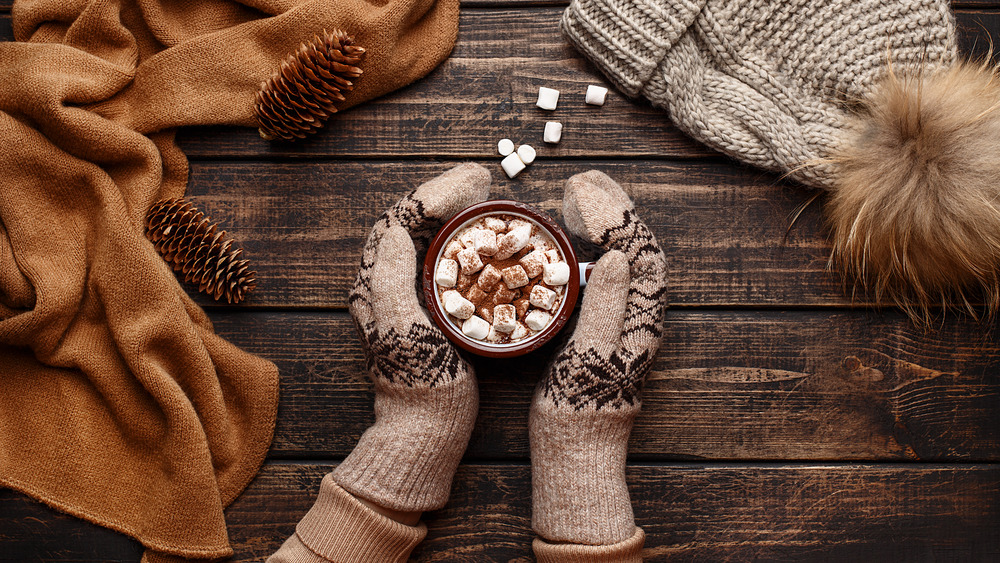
[422,200,594,358]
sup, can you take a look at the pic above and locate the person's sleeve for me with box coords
[276,473,427,563]
[533,527,645,563]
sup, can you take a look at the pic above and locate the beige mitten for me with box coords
[531,171,667,562]
[269,163,490,563]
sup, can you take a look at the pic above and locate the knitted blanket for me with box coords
[0,0,458,561]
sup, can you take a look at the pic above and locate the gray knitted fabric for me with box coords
[561,0,957,189]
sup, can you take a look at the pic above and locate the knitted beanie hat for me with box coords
[563,0,1000,321]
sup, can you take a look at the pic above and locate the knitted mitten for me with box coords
[269,163,490,563]
[530,171,667,561]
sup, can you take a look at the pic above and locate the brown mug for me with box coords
[422,200,594,358]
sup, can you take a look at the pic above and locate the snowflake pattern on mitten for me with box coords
[544,206,667,410]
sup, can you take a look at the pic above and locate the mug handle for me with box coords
[579,261,595,288]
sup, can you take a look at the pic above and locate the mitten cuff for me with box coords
[293,474,427,563]
[533,526,645,563]
[560,0,704,97]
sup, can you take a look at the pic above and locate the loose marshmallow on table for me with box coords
[536,86,560,110]
[457,246,484,275]
[497,138,515,156]
[501,153,526,178]
[517,144,536,165]
[525,309,552,331]
[477,263,502,291]
[543,261,571,285]
[462,315,490,340]
[529,285,558,311]
[493,304,517,333]
[586,85,608,106]
[519,250,547,278]
[543,121,562,144]
[474,229,498,256]
[435,258,459,288]
[443,290,475,320]
[501,265,530,289]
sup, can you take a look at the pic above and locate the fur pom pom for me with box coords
[828,61,1000,322]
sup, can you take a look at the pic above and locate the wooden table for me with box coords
[3,2,1000,561]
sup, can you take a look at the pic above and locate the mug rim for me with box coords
[421,200,580,358]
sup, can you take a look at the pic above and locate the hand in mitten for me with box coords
[268,163,490,563]
[530,171,667,562]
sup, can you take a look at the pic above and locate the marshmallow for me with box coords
[501,265,530,289]
[517,144,536,165]
[474,228,498,256]
[443,240,464,260]
[497,138,515,156]
[493,304,517,333]
[514,298,531,318]
[479,306,493,324]
[501,153,526,178]
[443,290,475,319]
[461,315,490,340]
[493,286,517,304]
[457,246,484,275]
[536,86,559,110]
[586,85,608,106]
[519,250,547,278]
[487,327,503,342]
[477,263,502,292]
[543,261,571,285]
[525,309,552,331]
[544,249,561,264]
[509,219,532,231]
[485,217,507,232]
[435,258,459,288]
[459,228,478,248]
[511,323,529,340]
[496,224,532,259]
[543,121,562,144]
[530,285,558,311]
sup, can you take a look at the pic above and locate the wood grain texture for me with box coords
[207,309,1000,461]
[6,463,996,562]
[182,159,845,309]
[175,7,1000,159]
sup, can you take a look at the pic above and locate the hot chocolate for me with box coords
[434,213,570,344]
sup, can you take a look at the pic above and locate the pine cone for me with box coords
[145,198,257,304]
[254,29,366,141]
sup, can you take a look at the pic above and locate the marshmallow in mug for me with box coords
[434,212,574,345]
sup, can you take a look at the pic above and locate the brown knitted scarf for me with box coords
[0,1,459,561]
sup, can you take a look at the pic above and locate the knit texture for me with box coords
[531,171,667,548]
[0,1,460,561]
[334,163,490,512]
[561,0,957,189]
[534,527,646,563]
[268,474,427,563]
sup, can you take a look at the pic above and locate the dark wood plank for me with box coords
[207,310,1000,461]
[957,10,1000,62]
[6,462,995,562]
[226,463,1000,562]
[1,9,997,160]
[184,159,846,309]
[0,488,142,562]
[174,7,704,159]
